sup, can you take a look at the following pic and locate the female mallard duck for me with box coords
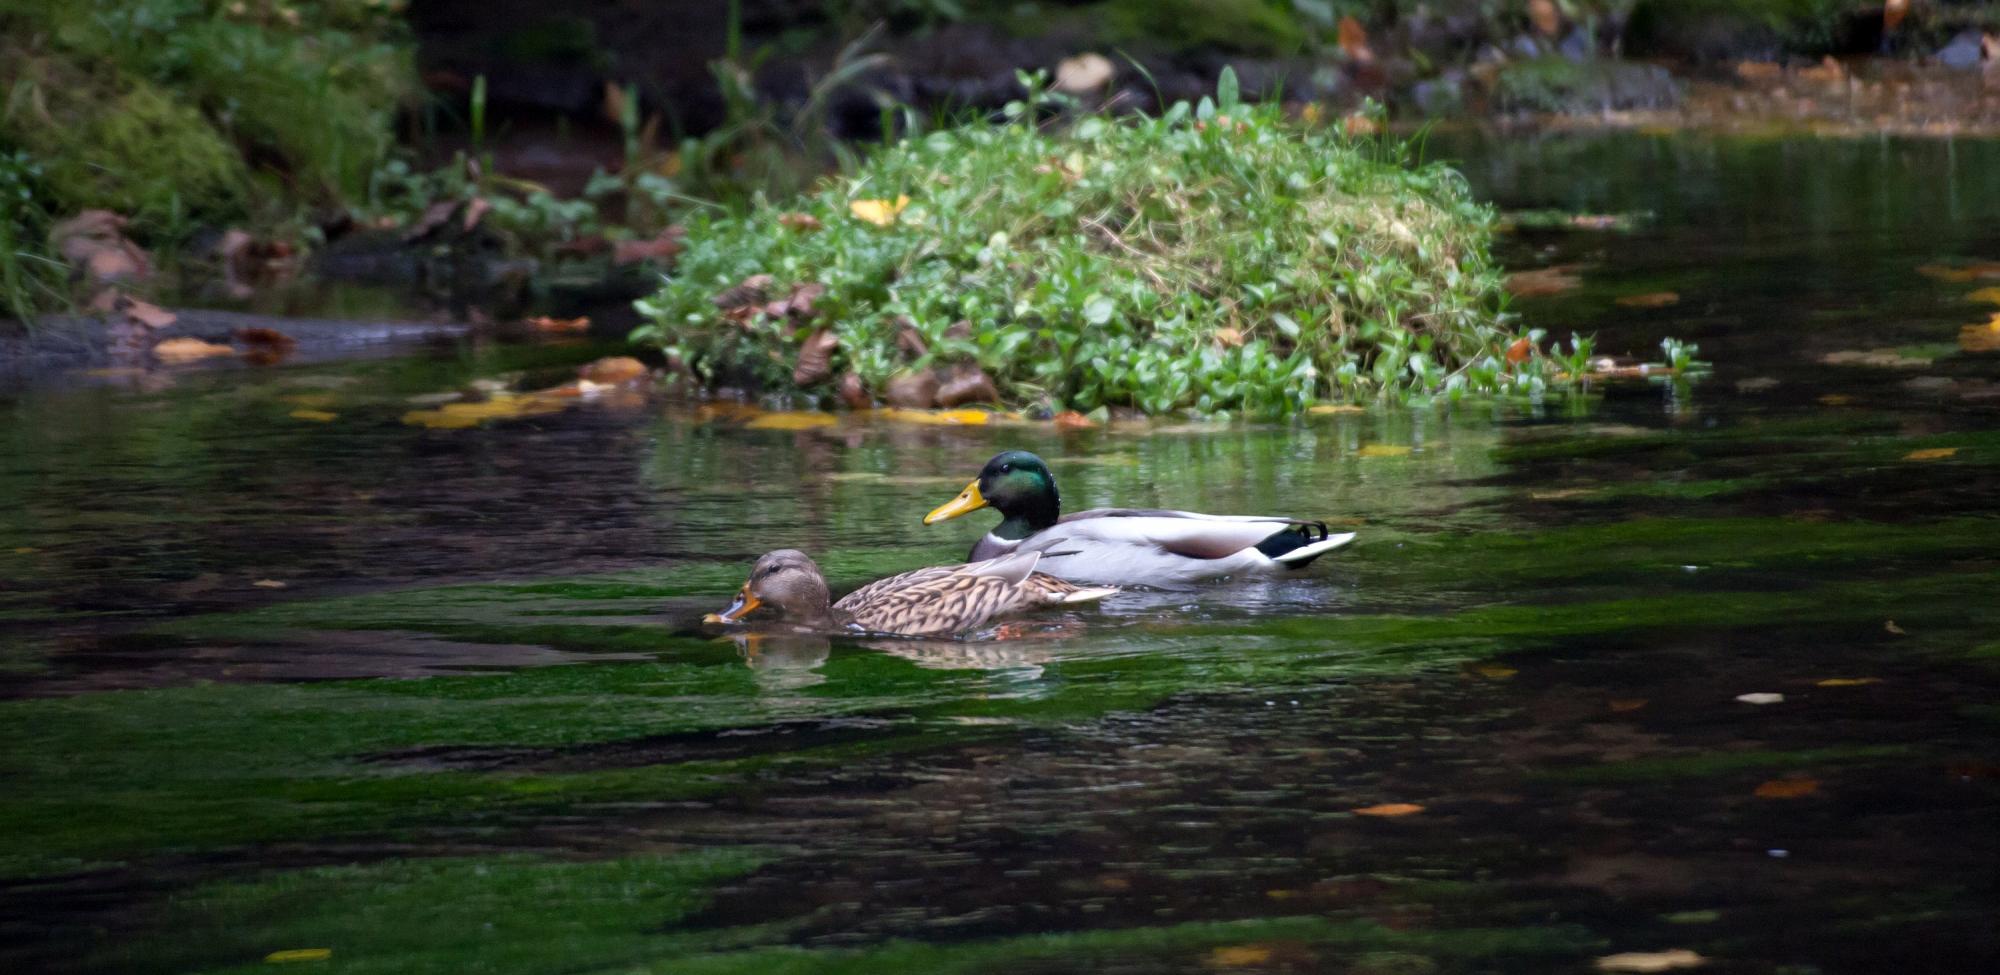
[704,549,1118,637]
[922,450,1355,587]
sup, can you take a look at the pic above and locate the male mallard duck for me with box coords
[922,450,1355,587]
[705,549,1118,637]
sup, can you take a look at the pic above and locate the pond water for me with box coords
[3,133,1998,974]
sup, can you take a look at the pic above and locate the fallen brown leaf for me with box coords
[1817,677,1881,687]
[288,409,338,422]
[1903,447,1958,460]
[579,356,648,385]
[884,369,940,409]
[1959,313,2000,352]
[1337,15,1373,62]
[777,212,822,232]
[1505,265,1584,297]
[1528,0,1561,36]
[1595,949,1707,972]
[793,330,840,387]
[1207,944,1272,968]
[252,579,288,589]
[1616,291,1680,309]
[1608,698,1649,712]
[1506,336,1536,364]
[525,316,591,334]
[1053,410,1095,429]
[937,364,999,407]
[612,226,687,266]
[836,372,872,410]
[1352,803,1423,817]
[1054,52,1115,93]
[50,210,152,286]
[122,297,177,330]
[152,338,236,363]
[1753,777,1819,799]
[1214,327,1246,347]
[714,274,775,319]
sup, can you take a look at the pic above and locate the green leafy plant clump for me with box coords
[634,74,1517,417]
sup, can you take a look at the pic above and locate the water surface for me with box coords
[2,133,1997,974]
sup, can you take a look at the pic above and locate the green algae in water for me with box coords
[90,849,770,975]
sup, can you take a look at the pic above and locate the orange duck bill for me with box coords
[702,585,762,624]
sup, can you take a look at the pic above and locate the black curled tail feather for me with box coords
[1254,522,1325,559]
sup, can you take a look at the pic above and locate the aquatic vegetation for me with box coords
[635,71,1514,416]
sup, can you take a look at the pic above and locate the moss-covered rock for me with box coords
[635,77,1511,416]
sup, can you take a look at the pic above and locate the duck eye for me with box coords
[999,464,1012,473]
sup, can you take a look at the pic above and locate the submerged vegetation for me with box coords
[637,73,1521,416]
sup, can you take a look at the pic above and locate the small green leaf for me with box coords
[1083,295,1115,326]
[1216,66,1239,109]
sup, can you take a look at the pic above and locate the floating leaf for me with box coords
[1307,404,1364,414]
[849,195,911,226]
[252,579,287,589]
[1053,410,1095,429]
[1608,698,1648,712]
[1357,444,1411,457]
[1735,692,1784,705]
[1616,291,1679,309]
[746,411,837,430]
[1594,949,1707,972]
[1352,803,1424,817]
[288,409,337,422]
[153,338,236,363]
[873,408,990,426]
[1903,447,1958,461]
[1966,287,2000,305]
[1504,265,1584,297]
[401,393,568,430]
[1817,394,1854,406]
[263,948,331,963]
[1816,677,1880,687]
[526,315,590,333]
[1917,261,2000,283]
[1473,664,1517,680]
[1958,313,2000,352]
[1208,944,1272,967]
[1884,619,1906,635]
[1819,349,1928,368]
[1754,777,1820,799]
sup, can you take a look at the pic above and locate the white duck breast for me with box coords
[974,508,1358,587]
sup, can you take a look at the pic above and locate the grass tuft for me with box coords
[634,74,1512,417]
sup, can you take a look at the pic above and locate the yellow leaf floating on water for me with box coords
[1967,287,2000,305]
[1473,664,1517,680]
[288,409,338,422]
[1594,949,1707,972]
[1959,313,2000,352]
[849,195,911,226]
[401,393,568,430]
[871,408,990,426]
[1308,404,1365,414]
[1917,261,2000,283]
[745,411,838,430]
[264,948,332,963]
[1352,802,1424,817]
[252,579,287,589]
[1903,447,1958,461]
[1817,677,1880,687]
[1754,777,1820,799]
[1615,291,1680,309]
[1207,944,1273,967]
[1357,444,1411,457]
[1817,394,1854,406]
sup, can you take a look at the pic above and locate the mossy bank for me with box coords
[634,76,1516,417]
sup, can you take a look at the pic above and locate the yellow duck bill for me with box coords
[703,587,762,624]
[923,480,988,524]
